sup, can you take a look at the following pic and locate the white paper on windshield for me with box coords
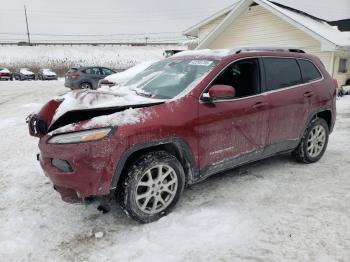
[189,60,213,66]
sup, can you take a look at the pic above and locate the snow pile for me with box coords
[104,60,157,85]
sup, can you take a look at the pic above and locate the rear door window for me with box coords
[298,59,322,82]
[263,58,302,91]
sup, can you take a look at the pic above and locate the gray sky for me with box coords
[1,0,348,43]
[0,0,234,43]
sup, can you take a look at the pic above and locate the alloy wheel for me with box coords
[307,124,326,158]
[135,164,178,214]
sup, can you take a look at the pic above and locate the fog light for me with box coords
[52,159,73,172]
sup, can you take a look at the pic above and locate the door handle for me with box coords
[303,91,314,98]
[252,101,268,109]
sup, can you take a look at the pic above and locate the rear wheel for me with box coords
[79,82,92,89]
[292,118,329,163]
[119,151,185,223]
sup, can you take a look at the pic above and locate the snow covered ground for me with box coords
[0,80,350,261]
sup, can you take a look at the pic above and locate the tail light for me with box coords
[65,73,80,79]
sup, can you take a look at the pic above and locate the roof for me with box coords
[184,0,350,37]
[184,0,350,49]
[271,0,350,22]
[184,3,239,37]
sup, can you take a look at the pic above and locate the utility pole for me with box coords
[24,5,31,45]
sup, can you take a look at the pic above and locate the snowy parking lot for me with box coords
[0,80,350,261]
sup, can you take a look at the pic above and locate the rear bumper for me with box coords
[43,75,57,80]
[64,80,79,89]
[38,136,122,202]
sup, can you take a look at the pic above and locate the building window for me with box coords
[338,58,349,73]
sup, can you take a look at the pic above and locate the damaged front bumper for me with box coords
[38,136,122,203]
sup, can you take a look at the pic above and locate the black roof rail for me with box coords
[235,47,305,54]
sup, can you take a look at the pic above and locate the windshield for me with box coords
[124,59,219,99]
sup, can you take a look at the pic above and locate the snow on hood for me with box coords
[0,68,10,73]
[50,107,149,135]
[52,86,165,122]
[43,69,56,76]
[104,60,157,85]
[20,68,34,75]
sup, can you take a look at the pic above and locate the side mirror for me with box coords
[202,85,236,102]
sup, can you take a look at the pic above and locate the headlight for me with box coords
[48,127,113,144]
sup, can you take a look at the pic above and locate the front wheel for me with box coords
[292,118,329,163]
[119,151,185,223]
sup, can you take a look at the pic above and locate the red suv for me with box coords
[28,48,337,223]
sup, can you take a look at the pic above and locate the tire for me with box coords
[79,82,92,89]
[292,118,329,163]
[119,151,185,223]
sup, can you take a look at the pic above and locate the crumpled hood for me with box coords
[49,87,165,132]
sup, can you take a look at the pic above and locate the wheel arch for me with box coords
[110,138,198,192]
[315,110,332,130]
[79,81,93,88]
[302,107,334,138]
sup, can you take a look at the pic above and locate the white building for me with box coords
[184,0,350,85]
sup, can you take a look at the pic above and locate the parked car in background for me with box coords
[37,69,58,80]
[27,47,337,223]
[98,61,156,89]
[14,68,35,81]
[0,67,13,81]
[65,67,115,90]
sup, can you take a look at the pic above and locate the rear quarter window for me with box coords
[263,58,302,91]
[298,59,322,82]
